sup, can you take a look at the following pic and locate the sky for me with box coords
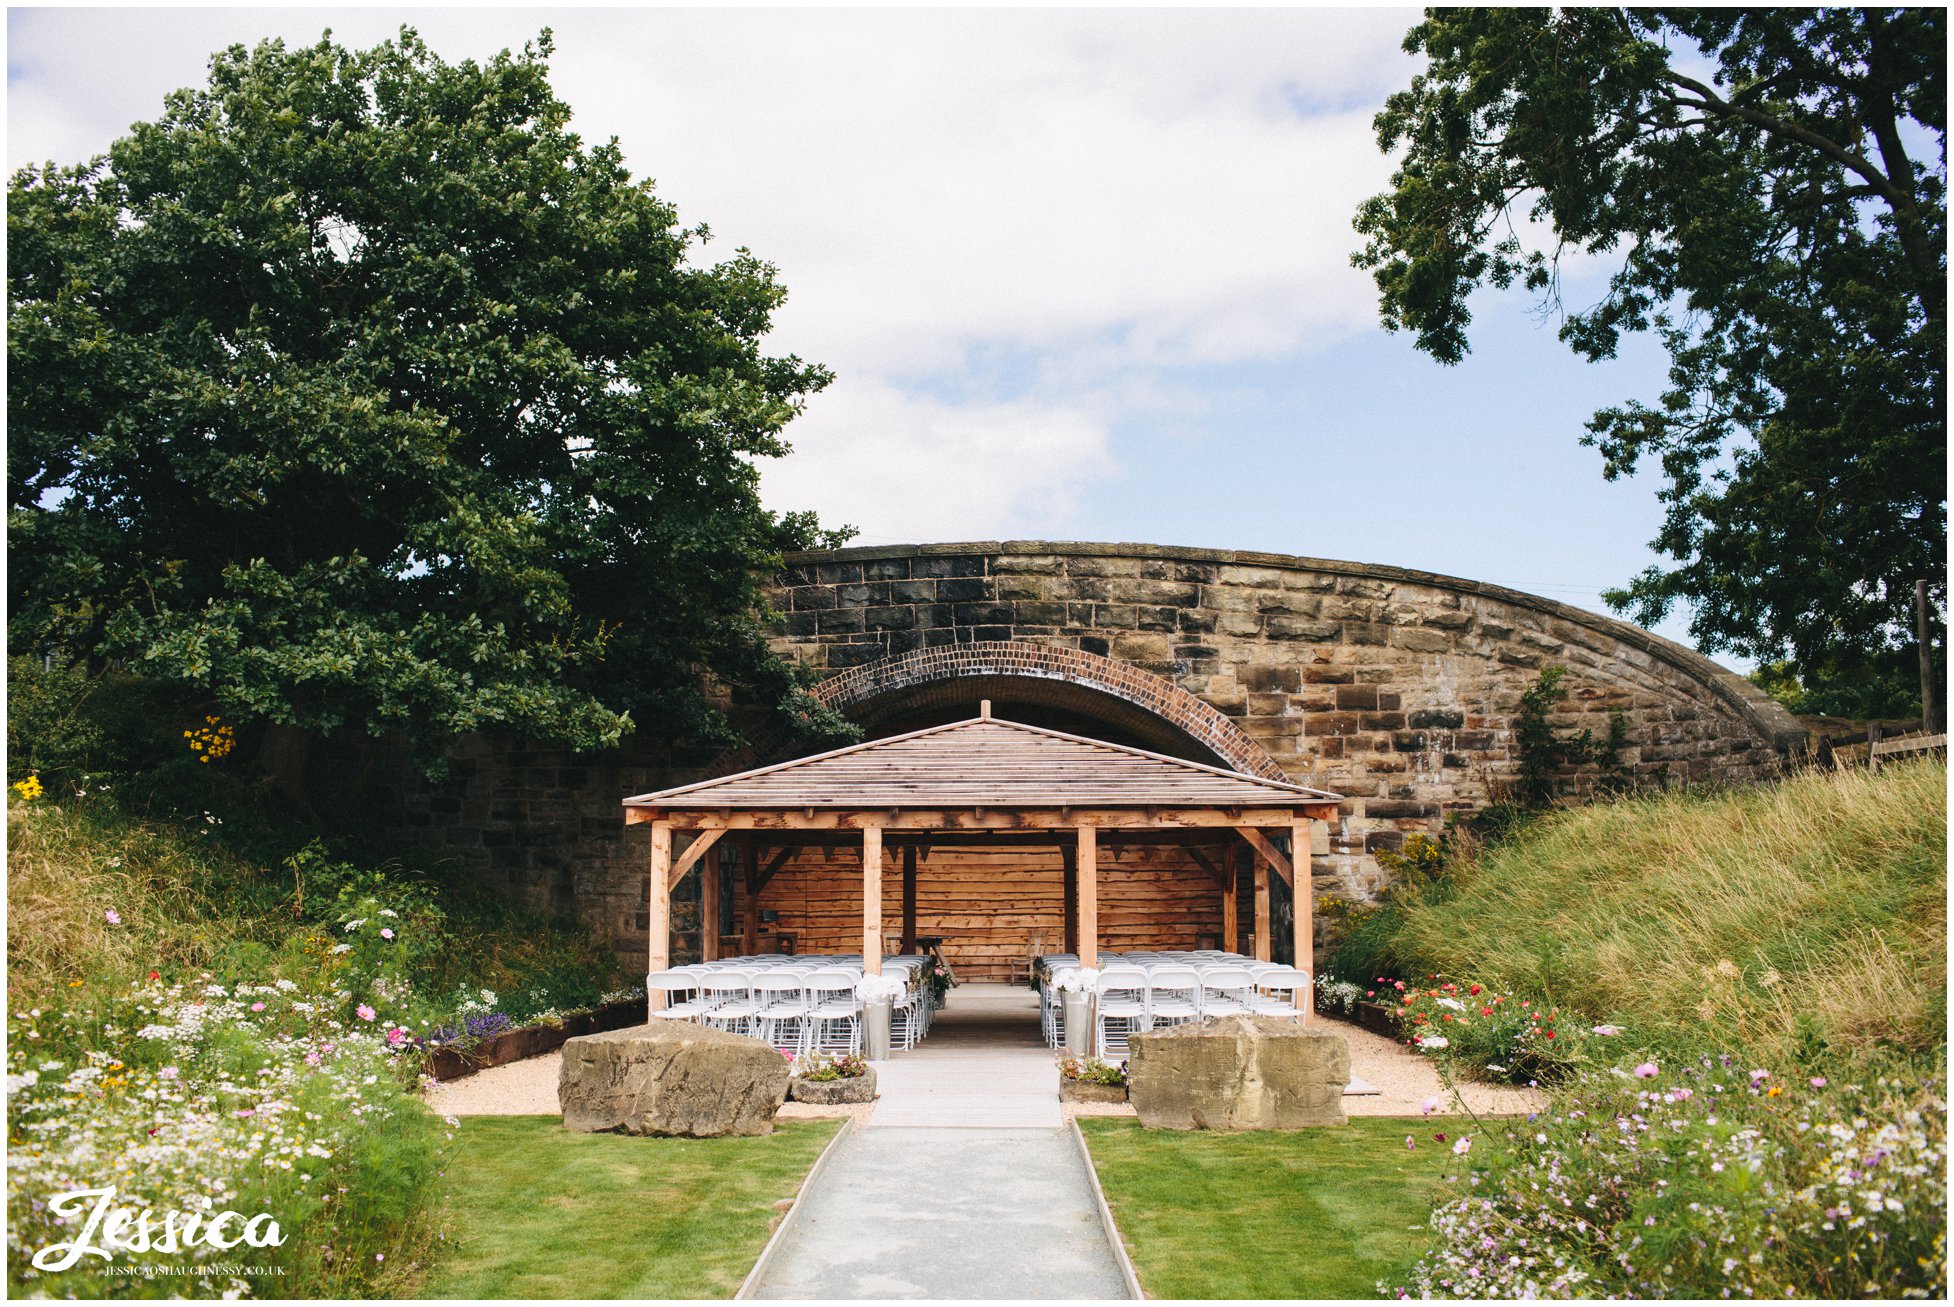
[6,5,1737,666]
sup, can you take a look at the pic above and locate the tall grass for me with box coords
[1388,757,1946,1065]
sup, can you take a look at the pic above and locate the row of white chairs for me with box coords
[646,954,938,1057]
[1036,952,1312,1058]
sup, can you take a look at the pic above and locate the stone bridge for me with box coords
[311,539,1804,966]
[766,541,1803,891]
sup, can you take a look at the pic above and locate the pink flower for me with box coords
[305,1051,321,1066]
[1452,1136,1472,1155]
[104,909,121,926]
[1667,1086,1693,1102]
[356,1005,376,1022]
[386,1027,406,1046]
[1810,1076,1827,1088]
[158,1066,178,1080]
[1749,1068,1770,1083]
[1404,1135,1415,1151]
[1421,1095,1441,1116]
[250,1002,265,1012]
[1633,1062,1659,1078]
[235,1107,254,1117]
[381,928,395,940]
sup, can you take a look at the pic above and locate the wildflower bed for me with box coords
[7,976,441,1298]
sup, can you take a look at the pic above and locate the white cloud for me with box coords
[8,7,1420,542]
[760,379,1114,545]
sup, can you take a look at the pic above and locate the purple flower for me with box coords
[104,909,121,926]
[1405,1135,1416,1151]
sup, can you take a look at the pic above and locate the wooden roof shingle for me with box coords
[621,714,1341,812]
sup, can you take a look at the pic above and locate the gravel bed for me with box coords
[424,1018,1543,1122]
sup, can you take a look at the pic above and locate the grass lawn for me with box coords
[411,1115,842,1299]
[1078,1116,1458,1299]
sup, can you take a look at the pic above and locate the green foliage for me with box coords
[1751,650,1939,721]
[1509,666,1631,810]
[1354,9,1946,672]
[9,28,854,761]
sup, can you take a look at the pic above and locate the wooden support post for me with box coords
[1061,842,1078,953]
[900,844,918,953]
[701,842,721,962]
[1292,818,1313,1022]
[1253,849,1271,962]
[863,824,884,975]
[741,838,760,956]
[1077,825,1099,970]
[648,821,671,1011]
[1221,853,1239,955]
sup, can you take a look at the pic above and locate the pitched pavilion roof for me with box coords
[622,714,1341,812]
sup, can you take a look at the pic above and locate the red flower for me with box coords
[1544,1030,1556,1039]
[1481,1007,1494,1017]
[1433,1132,1447,1143]
[1441,1013,1453,1021]
[1442,982,1456,992]
[148,970,160,981]
[1468,984,1481,996]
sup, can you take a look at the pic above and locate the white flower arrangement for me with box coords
[855,974,906,1003]
[1051,967,1100,994]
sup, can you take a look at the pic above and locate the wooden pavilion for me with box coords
[623,703,1344,996]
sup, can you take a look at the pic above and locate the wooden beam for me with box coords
[1292,818,1314,1017]
[702,842,721,962]
[1186,845,1230,892]
[1235,826,1294,886]
[667,827,727,890]
[863,824,884,976]
[627,804,1342,831]
[901,844,918,953]
[1221,852,1238,953]
[1253,847,1271,963]
[1077,825,1099,970]
[648,821,671,1011]
[1060,842,1078,954]
[752,846,795,895]
[741,837,760,955]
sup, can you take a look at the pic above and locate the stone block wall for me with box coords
[306,540,1804,970]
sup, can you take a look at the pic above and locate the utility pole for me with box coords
[1917,580,1941,734]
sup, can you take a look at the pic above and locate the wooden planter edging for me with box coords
[1353,1000,1402,1040]
[422,998,643,1082]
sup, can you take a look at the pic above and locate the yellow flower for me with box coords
[10,776,44,801]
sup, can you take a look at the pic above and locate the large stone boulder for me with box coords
[558,1021,789,1137]
[1127,1014,1349,1130]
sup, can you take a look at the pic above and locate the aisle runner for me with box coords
[866,982,1061,1129]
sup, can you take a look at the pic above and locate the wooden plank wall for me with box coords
[727,845,1231,979]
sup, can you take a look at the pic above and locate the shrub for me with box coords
[1386,976,1593,1085]
[1395,1056,1947,1298]
[793,1051,868,1082]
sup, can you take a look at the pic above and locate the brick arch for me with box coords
[811,640,1290,781]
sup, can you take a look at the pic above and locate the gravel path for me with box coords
[425,1014,1541,1122]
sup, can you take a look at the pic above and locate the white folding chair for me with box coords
[1145,965,1203,1029]
[752,971,811,1055]
[1249,967,1310,1019]
[1197,966,1256,1017]
[700,969,761,1036]
[804,969,863,1055]
[1094,965,1150,1060]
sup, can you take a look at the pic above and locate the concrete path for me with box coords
[745,1126,1129,1299]
[868,983,1060,1128]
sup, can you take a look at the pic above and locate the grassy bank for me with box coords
[1385,757,1945,1066]
[413,1117,841,1299]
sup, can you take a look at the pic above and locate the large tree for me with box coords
[10,29,853,758]
[1354,8,1945,679]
